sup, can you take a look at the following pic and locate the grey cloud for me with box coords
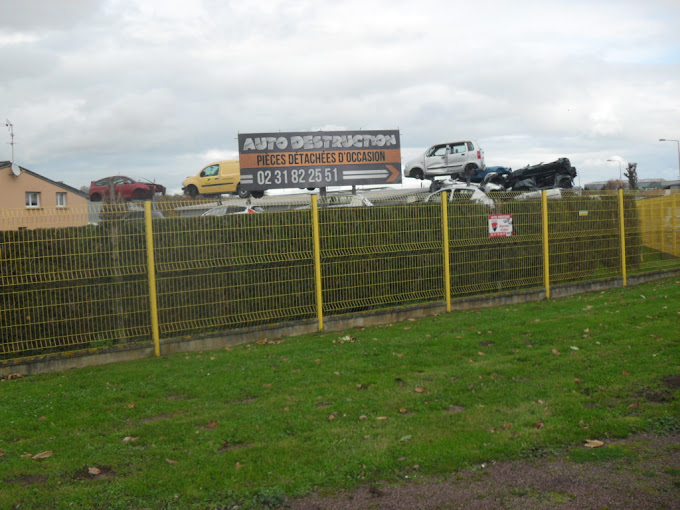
[0,0,104,30]
[2,0,680,192]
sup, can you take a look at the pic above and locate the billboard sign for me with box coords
[238,130,401,190]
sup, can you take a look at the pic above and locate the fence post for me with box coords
[618,189,628,287]
[144,201,161,356]
[673,194,678,257]
[311,195,324,331]
[440,191,451,312]
[541,190,550,299]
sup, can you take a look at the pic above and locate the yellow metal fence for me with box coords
[1,190,678,362]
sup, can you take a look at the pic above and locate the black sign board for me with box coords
[238,130,401,190]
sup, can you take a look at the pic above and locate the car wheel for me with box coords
[90,193,102,202]
[132,189,147,200]
[251,190,265,199]
[464,164,478,183]
[410,168,424,180]
[237,184,251,199]
[186,185,199,198]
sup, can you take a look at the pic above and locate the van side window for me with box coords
[466,142,475,151]
[452,143,466,154]
[201,165,219,177]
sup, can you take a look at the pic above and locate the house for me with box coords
[0,161,90,230]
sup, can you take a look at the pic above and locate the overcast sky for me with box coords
[2,0,680,193]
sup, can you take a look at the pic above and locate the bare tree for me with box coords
[624,162,638,190]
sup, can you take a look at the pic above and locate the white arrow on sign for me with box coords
[342,165,400,183]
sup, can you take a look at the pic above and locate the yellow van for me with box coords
[182,160,264,198]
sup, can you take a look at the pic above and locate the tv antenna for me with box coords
[5,119,15,162]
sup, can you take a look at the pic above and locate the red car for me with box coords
[89,176,166,202]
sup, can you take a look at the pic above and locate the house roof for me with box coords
[0,161,89,198]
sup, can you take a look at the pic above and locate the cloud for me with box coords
[1,0,679,192]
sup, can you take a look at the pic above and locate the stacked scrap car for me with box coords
[405,140,486,181]
[482,158,577,191]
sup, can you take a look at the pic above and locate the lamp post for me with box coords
[659,138,680,177]
[607,159,623,182]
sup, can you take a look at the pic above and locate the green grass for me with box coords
[567,445,636,463]
[1,278,679,509]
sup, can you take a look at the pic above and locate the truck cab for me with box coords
[182,160,264,199]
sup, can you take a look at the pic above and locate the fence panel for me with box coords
[0,204,152,359]
[632,193,680,273]
[150,198,317,336]
[447,193,544,298]
[2,190,677,365]
[318,191,443,315]
[547,191,624,284]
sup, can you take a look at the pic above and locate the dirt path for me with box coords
[290,432,680,510]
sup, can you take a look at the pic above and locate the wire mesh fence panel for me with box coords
[448,193,544,297]
[318,191,444,315]
[632,193,680,273]
[546,191,625,284]
[151,198,317,336]
[0,204,152,360]
[0,281,152,359]
[0,189,675,364]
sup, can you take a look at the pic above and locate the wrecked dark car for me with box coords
[469,166,512,183]
[482,158,577,191]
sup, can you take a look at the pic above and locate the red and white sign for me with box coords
[489,214,513,237]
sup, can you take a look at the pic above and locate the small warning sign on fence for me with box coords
[489,214,513,237]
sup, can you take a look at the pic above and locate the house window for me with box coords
[56,192,67,208]
[26,192,41,208]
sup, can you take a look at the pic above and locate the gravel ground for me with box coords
[289,432,680,510]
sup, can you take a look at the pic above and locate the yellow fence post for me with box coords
[618,189,627,287]
[440,191,451,312]
[673,194,678,257]
[311,195,324,331]
[541,190,550,300]
[144,201,161,356]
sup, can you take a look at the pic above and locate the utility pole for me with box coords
[5,120,14,162]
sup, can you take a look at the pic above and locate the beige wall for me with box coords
[0,166,90,230]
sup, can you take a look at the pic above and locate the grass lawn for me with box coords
[1,278,679,509]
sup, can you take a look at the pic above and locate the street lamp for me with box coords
[659,138,680,177]
[607,159,623,181]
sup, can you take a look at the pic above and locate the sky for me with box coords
[2,0,680,194]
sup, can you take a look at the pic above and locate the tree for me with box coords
[604,179,625,190]
[624,162,638,190]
